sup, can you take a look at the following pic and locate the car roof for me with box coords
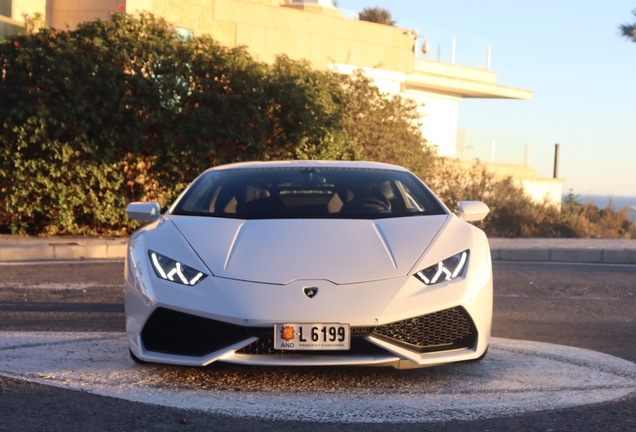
[206,160,411,173]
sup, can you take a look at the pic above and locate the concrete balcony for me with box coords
[405,59,533,99]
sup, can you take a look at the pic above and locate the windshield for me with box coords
[171,167,446,219]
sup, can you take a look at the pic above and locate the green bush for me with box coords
[0,12,362,234]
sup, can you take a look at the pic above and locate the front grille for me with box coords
[141,306,477,357]
[371,307,477,353]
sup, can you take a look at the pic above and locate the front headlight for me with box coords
[148,250,207,286]
[414,250,469,285]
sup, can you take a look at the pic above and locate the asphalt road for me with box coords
[0,261,634,431]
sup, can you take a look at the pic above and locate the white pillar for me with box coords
[486,45,491,70]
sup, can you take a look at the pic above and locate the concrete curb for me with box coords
[1,236,636,264]
[491,248,636,265]
[488,238,636,265]
[0,237,128,262]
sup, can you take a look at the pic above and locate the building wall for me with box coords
[125,0,413,72]
[402,89,459,157]
[213,0,414,71]
[521,177,564,210]
[131,0,218,37]
[11,0,46,21]
[49,0,119,29]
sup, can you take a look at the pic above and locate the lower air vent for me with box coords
[141,308,252,357]
[371,307,477,353]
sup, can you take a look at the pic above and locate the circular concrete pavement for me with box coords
[0,332,635,423]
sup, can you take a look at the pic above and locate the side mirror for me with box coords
[455,201,490,222]
[126,202,161,222]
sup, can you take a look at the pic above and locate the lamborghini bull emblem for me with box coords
[303,286,318,298]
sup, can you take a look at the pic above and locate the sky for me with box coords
[338,0,636,198]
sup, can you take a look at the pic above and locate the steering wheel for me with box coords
[341,197,391,212]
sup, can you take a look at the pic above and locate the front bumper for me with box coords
[132,305,478,367]
[125,230,492,368]
[125,274,491,368]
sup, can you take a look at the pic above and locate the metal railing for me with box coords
[413,25,491,70]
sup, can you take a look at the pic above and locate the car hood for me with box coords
[170,215,448,285]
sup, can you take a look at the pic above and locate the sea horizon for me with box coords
[563,194,636,210]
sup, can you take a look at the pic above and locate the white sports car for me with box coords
[125,160,492,369]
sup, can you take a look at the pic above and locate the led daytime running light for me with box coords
[149,251,207,286]
[151,252,168,279]
[415,250,469,286]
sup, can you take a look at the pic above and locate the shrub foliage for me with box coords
[0,13,362,234]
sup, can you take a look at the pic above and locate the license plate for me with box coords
[274,323,350,350]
